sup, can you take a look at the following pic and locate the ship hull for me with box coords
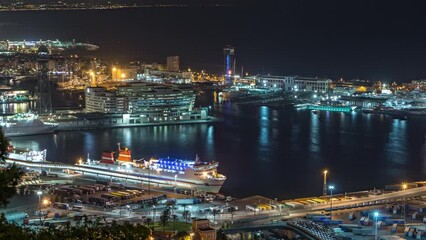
[4,125,58,137]
[95,163,226,193]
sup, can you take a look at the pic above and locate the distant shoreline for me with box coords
[0,4,236,12]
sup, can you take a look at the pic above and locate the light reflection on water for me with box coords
[8,104,426,199]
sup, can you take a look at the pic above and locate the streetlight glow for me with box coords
[402,183,408,222]
[329,185,335,220]
[374,211,379,239]
[323,170,328,196]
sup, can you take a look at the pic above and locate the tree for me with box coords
[212,209,221,224]
[182,210,191,223]
[0,127,9,162]
[0,165,23,207]
[175,231,191,240]
[172,214,178,231]
[145,217,153,228]
[228,207,236,224]
[182,203,188,215]
[0,213,33,239]
[0,127,23,207]
[160,208,171,231]
[0,128,23,208]
[0,213,152,240]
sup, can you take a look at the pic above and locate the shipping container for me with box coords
[409,205,426,213]
[360,210,369,217]
[412,212,425,220]
[322,219,342,225]
[385,219,405,225]
[312,215,330,222]
[53,202,69,210]
[339,224,362,232]
[305,213,326,219]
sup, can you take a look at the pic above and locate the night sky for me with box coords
[235,0,426,82]
[2,0,426,82]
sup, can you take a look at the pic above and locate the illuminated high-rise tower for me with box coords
[167,56,180,72]
[224,45,235,85]
[36,45,52,115]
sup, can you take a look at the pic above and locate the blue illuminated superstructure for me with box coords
[154,158,194,172]
[224,45,235,85]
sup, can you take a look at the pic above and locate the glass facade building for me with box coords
[85,82,206,123]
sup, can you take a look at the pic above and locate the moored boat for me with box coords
[0,113,58,137]
[307,104,355,113]
[80,147,226,193]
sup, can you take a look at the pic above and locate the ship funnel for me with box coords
[117,148,132,162]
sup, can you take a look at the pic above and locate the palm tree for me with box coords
[182,210,191,223]
[212,209,220,224]
[160,208,171,231]
[182,203,188,214]
[172,214,178,231]
[145,217,153,228]
[228,207,236,224]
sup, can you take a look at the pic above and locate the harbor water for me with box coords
[9,90,426,199]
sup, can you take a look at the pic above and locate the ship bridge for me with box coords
[154,158,193,172]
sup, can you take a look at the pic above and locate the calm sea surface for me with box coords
[9,90,426,199]
[0,7,425,199]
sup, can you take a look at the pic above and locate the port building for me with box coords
[85,82,207,123]
[256,75,332,92]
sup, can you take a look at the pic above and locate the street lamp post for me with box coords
[152,205,156,224]
[374,211,379,240]
[37,190,42,224]
[323,170,328,196]
[329,185,334,220]
[148,159,151,196]
[402,183,407,222]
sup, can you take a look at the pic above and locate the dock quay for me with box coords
[54,117,222,132]
[7,154,426,213]
[45,111,222,133]
[5,158,201,192]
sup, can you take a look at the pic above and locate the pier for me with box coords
[5,158,213,193]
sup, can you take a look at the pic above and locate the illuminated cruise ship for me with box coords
[4,145,226,193]
[80,147,226,193]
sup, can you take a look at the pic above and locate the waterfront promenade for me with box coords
[55,117,222,132]
[5,156,423,214]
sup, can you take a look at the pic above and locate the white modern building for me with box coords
[85,82,207,123]
[257,75,332,92]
